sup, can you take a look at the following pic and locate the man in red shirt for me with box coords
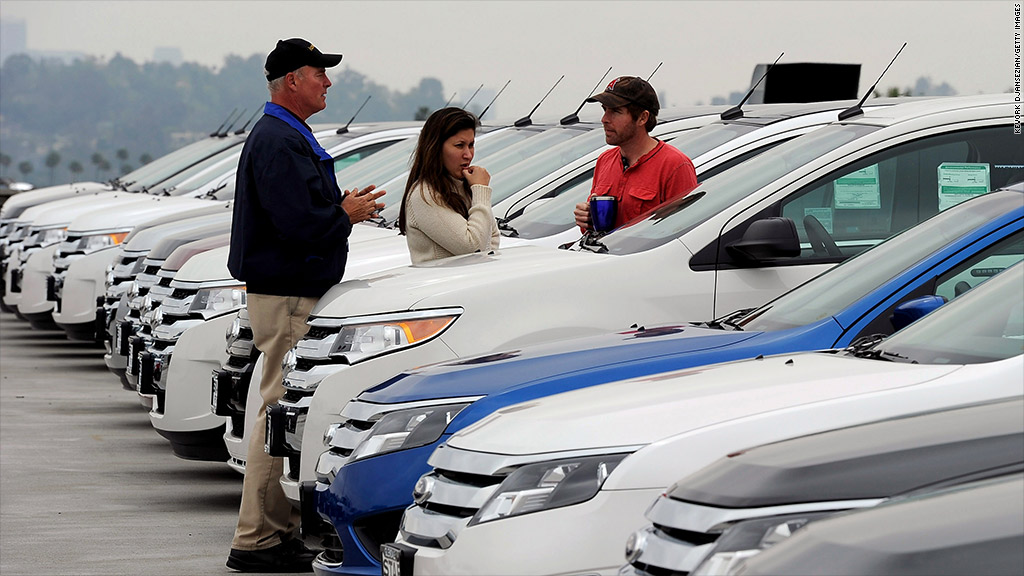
[574,76,698,232]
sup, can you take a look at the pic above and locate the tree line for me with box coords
[0,52,447,187]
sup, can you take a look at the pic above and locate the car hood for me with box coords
[669,396,1024,508]
[360,325,760,404]
[313,244,604,317]
[147,219,231,261]
[122,207,233,253]
[67,195,214,234]
[0,181,108,219]
[173,245,233,284]
[447,352,962,455]
[18,192,151,227]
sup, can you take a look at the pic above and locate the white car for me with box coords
[1,133,249,320]
[45,123,424,341]
[392,261,1024,576]
[101,207,237,379]
[274,94,1020,507]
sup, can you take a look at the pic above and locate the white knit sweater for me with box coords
[404,182,500,265]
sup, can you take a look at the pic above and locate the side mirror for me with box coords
[725,217,800,264]
[890,295,947,332]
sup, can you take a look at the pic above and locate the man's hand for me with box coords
[573,201,591,230]
[341,184,387,224]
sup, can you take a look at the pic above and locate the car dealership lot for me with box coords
[0,311,302,575]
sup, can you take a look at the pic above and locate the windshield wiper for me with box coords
[204,181,228,199]
[880,349,917,363]
[496,218,519,237]
[364,215,391,229]
[846,333,893,360]
[577,232,610,253]
[692,307,754,331]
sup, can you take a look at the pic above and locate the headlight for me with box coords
[189,285,246,319]
[470,453,629,525]
[691,512,833,576]
[326,309,460,364]
[347,402,471,462]
[31,227,67,246]
[76,231,129,254]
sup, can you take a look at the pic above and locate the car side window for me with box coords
[851,229,1024,340]
[934,231,1024,301]
[779,126,1023,262]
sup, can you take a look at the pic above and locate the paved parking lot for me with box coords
[0,310,303,575]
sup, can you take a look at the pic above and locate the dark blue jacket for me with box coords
[228,104,353,297]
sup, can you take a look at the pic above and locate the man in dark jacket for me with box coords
[226,38,384,573]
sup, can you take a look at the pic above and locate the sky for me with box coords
[0,0,1015,122]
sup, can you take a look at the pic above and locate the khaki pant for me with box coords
[232,293,318,551]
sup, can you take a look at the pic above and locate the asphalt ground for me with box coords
[0,309,307,575]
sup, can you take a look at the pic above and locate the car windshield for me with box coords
[376,128,542,220]
[122,137,243,191]
[333,136,418,191]
[669,122,762,161]
[155,144,245,195]
[871,261,1024,364]
[579,124,881,255]
[490,128,609,205]
[502,123,766,238]
[737,190,1024,331]
[478,127,590,186]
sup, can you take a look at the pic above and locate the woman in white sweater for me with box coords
[398,107,500,264]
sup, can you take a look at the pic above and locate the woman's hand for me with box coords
[462,165,491,187]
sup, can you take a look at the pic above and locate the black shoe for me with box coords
[227,539,316,573]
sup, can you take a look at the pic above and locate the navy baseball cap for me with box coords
[264,38,343,81]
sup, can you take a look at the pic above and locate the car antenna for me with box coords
[211,108,238,137]
[235,108,261,135]
[443,92,457,107]
[515,74,564,127]
[560,66,612,126]
[721,52,783,121]
[478,80,511,121]
[838,42,907,121]
[336,95,372,134]
[462,84,484,108]
[647,61,663,81]
[218,108,246,137]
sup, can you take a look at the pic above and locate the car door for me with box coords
[710,124,1023,316]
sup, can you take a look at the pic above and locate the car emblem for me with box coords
[413,475,435,505]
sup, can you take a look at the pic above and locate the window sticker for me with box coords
[834,165,881,209]
[938,162,991,211]
[804,207,834,234]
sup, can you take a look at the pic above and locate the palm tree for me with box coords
[68,160,84,182]
[17,161,33,180]
[45,150,62,184]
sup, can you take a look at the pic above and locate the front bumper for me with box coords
[312,444,437,574]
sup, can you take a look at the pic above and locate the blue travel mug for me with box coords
[589,195,617,233]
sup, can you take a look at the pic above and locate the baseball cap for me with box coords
[264,38,343,81]
[586,76,660,115]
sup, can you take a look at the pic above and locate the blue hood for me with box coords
[360,325,757,401]
[360,319,845,430]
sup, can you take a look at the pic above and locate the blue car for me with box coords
[308,185,1024,575]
